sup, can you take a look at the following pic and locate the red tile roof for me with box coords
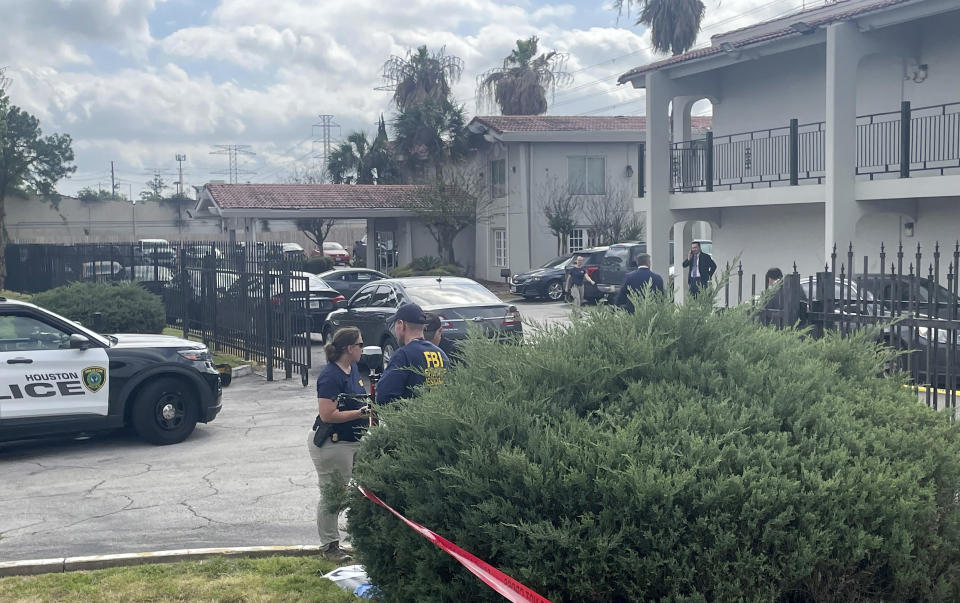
[205,183,427,210]
[617,0,913,84]
[471,115,711,133]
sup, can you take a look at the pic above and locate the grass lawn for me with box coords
[0,556,363,602]
[161,327,256,369]
[0,289,32,301]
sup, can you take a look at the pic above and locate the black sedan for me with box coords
[510,254,573,301]
[323,277,522,366]
[317,267,389,300]
[221,271,345,335]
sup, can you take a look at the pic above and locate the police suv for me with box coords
[0,297,222,445]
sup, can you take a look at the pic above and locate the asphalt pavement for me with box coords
[0,298,570,562]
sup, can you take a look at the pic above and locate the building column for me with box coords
[365,219,376,269]
[673,221,697,304]
[641,70,674,280]
[825,22,863,263]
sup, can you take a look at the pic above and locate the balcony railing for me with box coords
[671,101,960,192]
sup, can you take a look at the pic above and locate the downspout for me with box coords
[504,143,510,275]
[526,142,533,269]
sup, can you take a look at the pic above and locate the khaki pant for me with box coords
[307,431,361,547]
[570,283,585,306]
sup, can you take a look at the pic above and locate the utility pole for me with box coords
[312,114,341,182]
[210,144,256,184]
[175,153,186,196]
[111,161,117,198]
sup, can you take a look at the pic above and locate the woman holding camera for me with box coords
[308,326,371,562]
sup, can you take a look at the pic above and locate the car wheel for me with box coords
[381,336,398,372]
[545,280,564,302]
[321,325,333,344]
[130,377,199,445]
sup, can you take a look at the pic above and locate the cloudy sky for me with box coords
[1,0,809,197]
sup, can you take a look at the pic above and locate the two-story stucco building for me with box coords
[467,115,710,282]
[619,0,959,299]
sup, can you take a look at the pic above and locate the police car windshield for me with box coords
[404,283,501,306]
[539,255,572,269]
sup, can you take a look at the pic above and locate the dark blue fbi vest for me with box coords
[375,338,449,404]
[315,361,367,442]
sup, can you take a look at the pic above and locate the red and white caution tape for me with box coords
[358,486,552,603]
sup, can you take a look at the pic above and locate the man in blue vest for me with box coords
[376,303,450,404]
[614,253,664,313]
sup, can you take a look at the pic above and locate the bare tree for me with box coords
[539,176,582,255]
[582,179,645,246]
[410,164,492,265]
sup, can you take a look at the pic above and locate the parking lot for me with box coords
[0,298,569,562]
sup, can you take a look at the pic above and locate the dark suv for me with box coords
[595,242,647,301]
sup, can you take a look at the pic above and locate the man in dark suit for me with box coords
[682,241,716,295]
[614,253,664,313]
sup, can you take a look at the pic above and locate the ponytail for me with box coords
[324,327,361,363]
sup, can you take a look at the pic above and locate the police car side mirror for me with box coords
[69,334,93,350]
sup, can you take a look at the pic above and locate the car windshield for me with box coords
[404,282,501,306]
[539,255,571,269]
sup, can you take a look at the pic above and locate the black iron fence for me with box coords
[671,100,960,191]
[715,241,960,415]
[5,241,313,384]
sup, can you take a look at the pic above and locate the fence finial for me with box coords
[792,261,798,274]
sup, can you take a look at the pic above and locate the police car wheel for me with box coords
[131,377,199,445]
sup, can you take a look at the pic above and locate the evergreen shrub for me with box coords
[31,282,165,334]
[348,292,960,602]
[303,255,335,274]
[390,257,464,278]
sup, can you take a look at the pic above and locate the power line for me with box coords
[209,144,256,184]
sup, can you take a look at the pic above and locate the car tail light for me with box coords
[332,295,345,304]
[437,314,453,329]
[503,306,521,327]
[586,266,599,276]
[270,295,282,306]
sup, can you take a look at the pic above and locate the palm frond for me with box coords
[475,37,571,115]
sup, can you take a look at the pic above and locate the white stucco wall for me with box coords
[472,139,645,280]
[709,10,960,137]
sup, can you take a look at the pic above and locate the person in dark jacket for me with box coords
[682,241,717,295]
[615,253,664,313]
[376,303,450,404]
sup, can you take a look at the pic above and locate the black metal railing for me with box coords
[713,241,960,415]
[4,241,313,384]
[671,100,959,191]
[671,120,826,191]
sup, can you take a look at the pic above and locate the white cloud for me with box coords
[0,0,808,195]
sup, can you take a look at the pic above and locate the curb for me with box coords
[232,364,253,378]
[0,545,322,578]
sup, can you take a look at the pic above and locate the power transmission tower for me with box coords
[0,67,10,91]
[111,161,117,198]
[312,115,340,181]
[175,154,186,196]
[210,144,256,184]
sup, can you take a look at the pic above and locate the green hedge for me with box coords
[390,257,464,278]
[347,292,960,601]
[304,255,335,274]
[31,282,165,334]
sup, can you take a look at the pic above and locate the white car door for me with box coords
[0,312,110,420]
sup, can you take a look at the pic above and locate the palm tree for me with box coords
[476,36,571,116]
[380,46,464,112]
[392,99,468,183]
[326,132,374,184]
[614,0,706,56]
